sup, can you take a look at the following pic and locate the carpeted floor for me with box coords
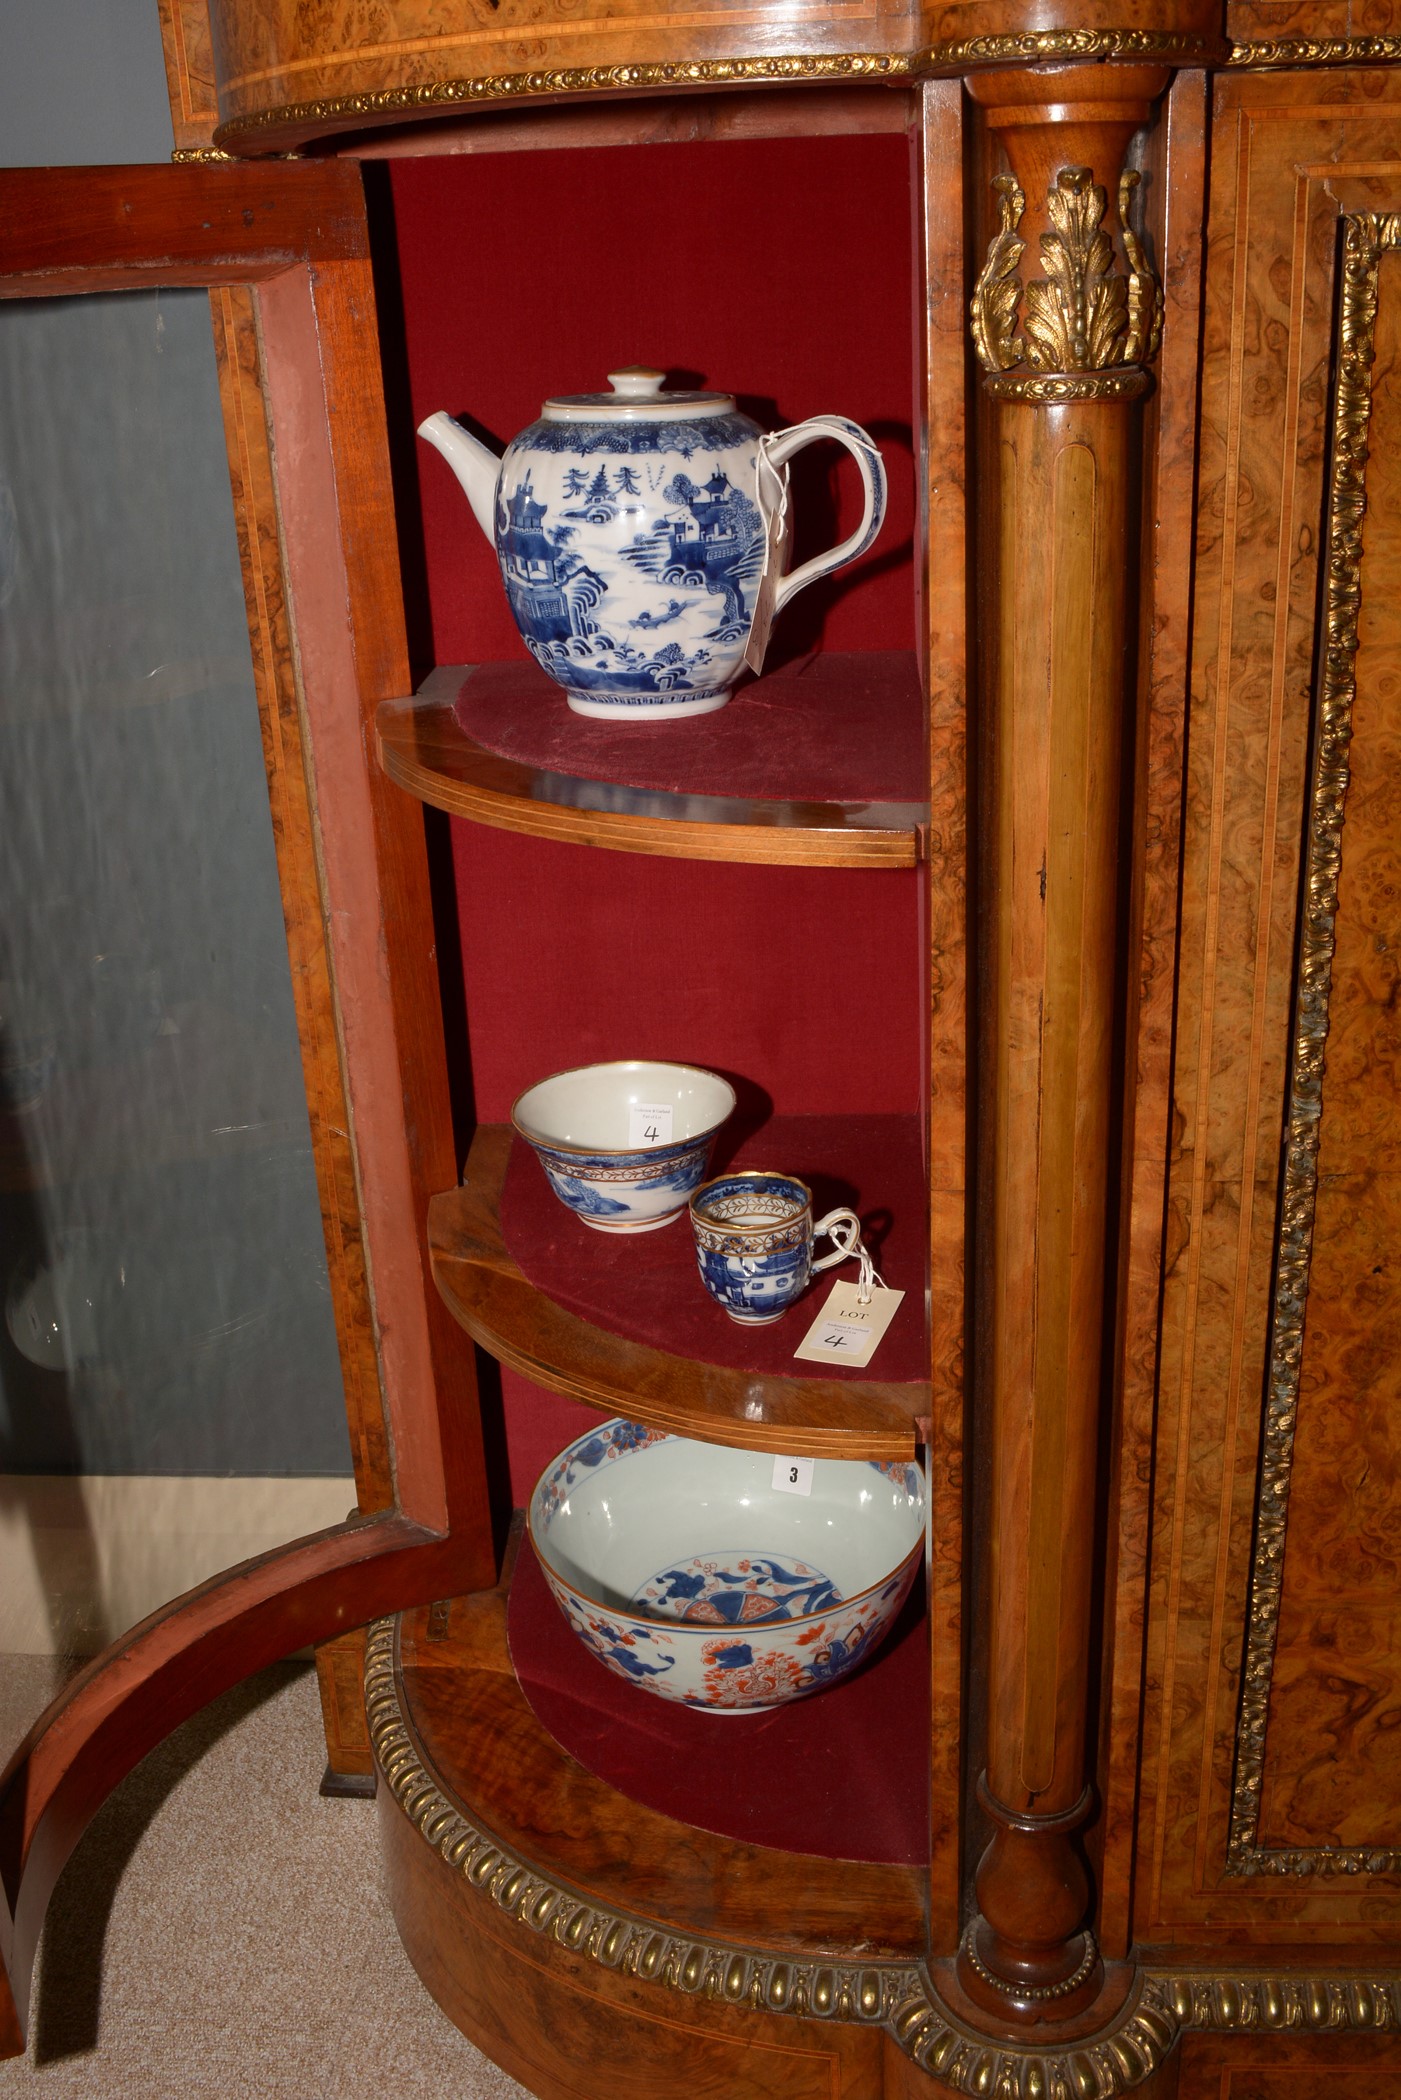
[0,1661,535,2098]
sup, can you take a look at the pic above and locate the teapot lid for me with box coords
[542,366,735,423]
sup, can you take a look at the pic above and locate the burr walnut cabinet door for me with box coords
[1136,67,1401,1946]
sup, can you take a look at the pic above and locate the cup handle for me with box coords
[811,1208,863,1274]
[759,417,887,619]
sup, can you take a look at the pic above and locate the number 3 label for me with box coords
[771,1454,814,1497]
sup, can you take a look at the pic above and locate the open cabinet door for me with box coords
[0,160,494,2055]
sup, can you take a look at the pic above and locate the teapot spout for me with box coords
[417,411,501,542]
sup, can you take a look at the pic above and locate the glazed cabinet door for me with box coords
[1136,66,1401,1949]
[0,162,493,2055]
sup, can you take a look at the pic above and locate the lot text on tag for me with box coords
[628,1102,674,1147]
[793,1280,905,1367]
[771,1454,814,1496]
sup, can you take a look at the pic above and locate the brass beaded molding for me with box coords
[928,27,1216,69]
[961,1922,1101,2003]
[201,29,1401,151]
[367,1616,1401,2094]
[1228,36,1401,68]
[985,368,1151,404]
[1227,211,1401,1881]
[211,51,914,148]
[208,29,1230,151]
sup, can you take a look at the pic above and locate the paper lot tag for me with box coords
[793,1281,905,1367]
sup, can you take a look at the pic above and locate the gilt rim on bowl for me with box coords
[509,1059,736,1160]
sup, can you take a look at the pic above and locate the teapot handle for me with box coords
[758,416,887,617]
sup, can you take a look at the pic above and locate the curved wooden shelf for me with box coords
[375,1561,929,2098]
[428,1125,927,1459]
[376,677,925,868]
[387,1558,927,1952]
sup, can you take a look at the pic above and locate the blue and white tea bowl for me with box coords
[511,1059,735,1233]
[528,1419,925,1711]
[419,368,886,721]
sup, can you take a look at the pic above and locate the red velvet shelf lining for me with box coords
[508,1532,929,1867]
[452,652,923,806]
[499,1111,927,1383]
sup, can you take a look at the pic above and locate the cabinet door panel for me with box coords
[0,282,354,1707]
[0,164,491,2056]
[1138,68,1401,1941]
[1253,239,1401,1860]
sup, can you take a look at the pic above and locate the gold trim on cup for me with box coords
[688,1168,814,1232]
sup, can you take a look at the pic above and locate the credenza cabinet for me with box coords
[5,10,1401,2097]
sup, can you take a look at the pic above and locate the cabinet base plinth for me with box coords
[379,1781,908,2100]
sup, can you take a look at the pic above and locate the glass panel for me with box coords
[0,289,352,1761]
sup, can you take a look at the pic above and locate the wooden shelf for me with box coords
[376,659,926,868]
[384,1547,928,1958]
[427,1125,928,1460]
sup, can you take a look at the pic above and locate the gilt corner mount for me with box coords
[970,165,1163,403]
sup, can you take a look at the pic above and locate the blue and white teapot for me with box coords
[418,368,887,722]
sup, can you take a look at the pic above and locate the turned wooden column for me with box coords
[958,64,1169,2026]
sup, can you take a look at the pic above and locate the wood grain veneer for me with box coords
[157,0,220,155]
[1175,2027,1401,2097]
[209,280,393,1776]
[1095,64,1209,1963]
[377,1570,925,2099]
[394,1580,928,1952]
[429,1126,927,1459]
[1137,68,1401,1945]
[173,0,1222,155]
[1243,229,1401,1863]
[917,72,970,1961]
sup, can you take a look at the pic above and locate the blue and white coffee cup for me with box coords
[689,1171,862,1325]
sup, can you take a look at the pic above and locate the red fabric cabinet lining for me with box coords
[388,132,917,672]
[451,652,924,804]
[388,130,927,1506]
[450,821,923,1123]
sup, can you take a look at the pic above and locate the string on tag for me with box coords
[759,420,885,488]
[743,436,791,678]
[746,419,884,678]
[823,1213,887,1306]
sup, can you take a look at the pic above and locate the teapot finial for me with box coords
[606,366,667,402]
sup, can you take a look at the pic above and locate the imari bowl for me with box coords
[511,1059,735,1233]
[527,1419,925,1711]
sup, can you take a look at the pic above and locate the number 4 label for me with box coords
[792,1280,905,1367]
[771,1455,815,1497]
[628,1103,674,1147]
